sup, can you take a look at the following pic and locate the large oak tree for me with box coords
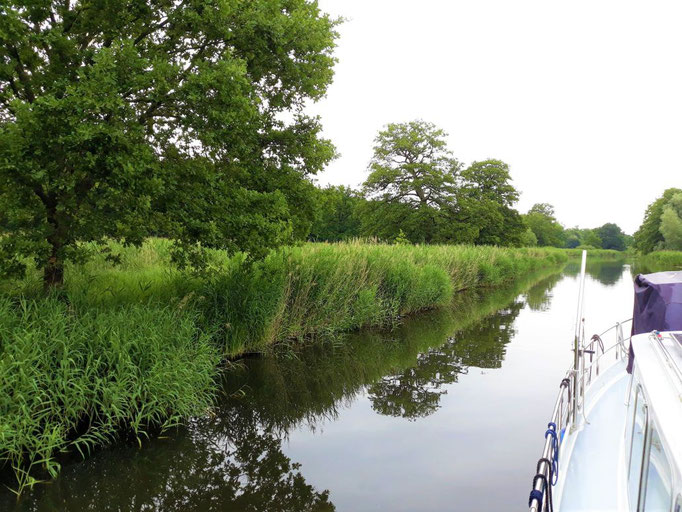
[0,0,339,286]
[360,120,466,244]
[359,121,524,245]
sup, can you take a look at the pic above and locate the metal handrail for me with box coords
[529,372,572,512]
[582,319,632,387]
[651,331,682,386]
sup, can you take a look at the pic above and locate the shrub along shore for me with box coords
[0,240,623,492]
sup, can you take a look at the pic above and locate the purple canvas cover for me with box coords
[627,271,682,373]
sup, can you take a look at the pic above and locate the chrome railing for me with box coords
[528,370,573,512]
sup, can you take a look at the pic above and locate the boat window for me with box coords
[642,427,672,511]
[674,494,682,512]
[628,387,648,511]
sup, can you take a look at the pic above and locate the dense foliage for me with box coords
[309,185,362,241]
[0,0,339,286]
[309,136,630,250]
[0,296,219,492]
[563,224,631,251]
[596,223,628,251]
[634,188,682,253]
[635,250,682,273]
[659,193,682,251]
[313,121,527,246]
[522,203,564,247]
[359,121,467,243]
[458,160,525,246]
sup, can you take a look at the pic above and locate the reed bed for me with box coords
[0,297,219,493]
[0,239,622,492]
[200,243,581,355]
[635,251,682,272]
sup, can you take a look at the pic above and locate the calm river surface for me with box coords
[3,262,635,511]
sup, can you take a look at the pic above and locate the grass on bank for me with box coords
[0,297,219,493]
[0,240,622,493]
[635,250,682,272]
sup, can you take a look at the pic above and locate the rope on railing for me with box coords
[533,459,554,512]
[545,424,559,485]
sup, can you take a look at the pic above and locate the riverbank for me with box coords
[0,240,622,493]
[1,260,631,510]
[634,250,682,273]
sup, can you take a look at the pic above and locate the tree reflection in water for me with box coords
[369,343,467,418]
[7,406,334,512]
[368,297,524,419]
[564,260,626,286]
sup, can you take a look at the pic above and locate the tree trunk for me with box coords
[43,248,64,289]
[41,192,66,289]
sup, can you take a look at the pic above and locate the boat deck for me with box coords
[558,361,629,511]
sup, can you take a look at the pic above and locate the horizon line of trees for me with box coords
[308,121,631,251]
[309,184,631,250]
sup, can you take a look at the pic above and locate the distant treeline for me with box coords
[307,121,630,251]
[309,184,632,251]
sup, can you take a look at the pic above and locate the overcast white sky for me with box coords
[308,0,682,234]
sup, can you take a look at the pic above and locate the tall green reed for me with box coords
[0,297,219,493]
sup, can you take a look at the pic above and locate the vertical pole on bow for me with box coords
[571,250,587,429]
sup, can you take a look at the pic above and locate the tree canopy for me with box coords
[458,159,524,246]
[309,185,362,242]
[659,192,682,250]
[0,0,339,286]
[523,203,564,247]
[359,121,464,243]
[358,121,524,246]
[634,188,682,253]
[583,230,603,249]
[596,223,626,251]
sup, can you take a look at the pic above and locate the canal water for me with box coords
[3,261,635,511]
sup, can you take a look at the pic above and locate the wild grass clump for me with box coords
[0,297,219,493]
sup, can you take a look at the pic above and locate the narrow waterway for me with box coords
[3,261,635,511]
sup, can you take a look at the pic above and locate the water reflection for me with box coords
[2,267,578,511]
[7,407,334,512]
[368,300,526,419]
[369,340,467,419]
[563,260,626,286]
[525,273,563,312]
